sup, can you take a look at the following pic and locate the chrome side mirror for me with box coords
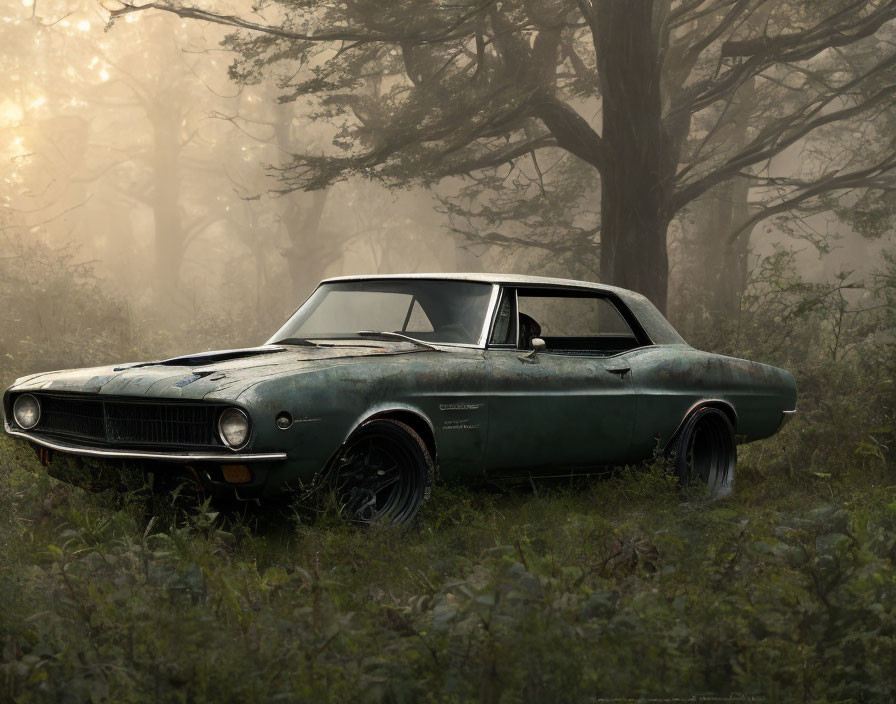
[520,337,546,362]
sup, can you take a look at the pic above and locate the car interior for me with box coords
[491,288,646,355]
[518,313,541,349]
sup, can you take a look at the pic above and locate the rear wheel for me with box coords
[670,407,735,499]
[329,419,433,524]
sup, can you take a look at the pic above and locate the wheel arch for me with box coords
[664,399,737,452]
[341,405,438,467]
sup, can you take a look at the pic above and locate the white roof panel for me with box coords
[322,272,627,294]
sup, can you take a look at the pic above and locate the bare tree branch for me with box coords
[728,153,896,241]
[107,1,494,46]
[721,0,896,60]
[434,135,558,177]
[675,54,896,209]
[533,92,604,171]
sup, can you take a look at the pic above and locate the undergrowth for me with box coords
[1,367,893,703]
[1,248,894,702]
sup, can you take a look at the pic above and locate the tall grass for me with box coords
[1,246,894,702]
[1,359,894,703]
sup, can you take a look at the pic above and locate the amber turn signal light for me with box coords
[221,464,252,484]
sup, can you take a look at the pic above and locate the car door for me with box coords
[484,287,640,476]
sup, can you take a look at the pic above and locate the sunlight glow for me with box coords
[0,100,24,125]
[77,20,90,31]
[99,69,110,81]
[29,96,45,109]
[10,136,27,161]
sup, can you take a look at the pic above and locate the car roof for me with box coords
[320,273,688,346]
[321,272,628,294]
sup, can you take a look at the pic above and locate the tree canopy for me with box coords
[109,0,896,312]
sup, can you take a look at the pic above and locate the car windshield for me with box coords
[268,279,495,346]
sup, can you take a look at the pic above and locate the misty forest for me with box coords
[1,0,895,701]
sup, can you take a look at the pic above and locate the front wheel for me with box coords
[329,419,434,525]
[669,407,735,499]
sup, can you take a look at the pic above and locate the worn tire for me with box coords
[329,419,434,525]
[669,406,735,499]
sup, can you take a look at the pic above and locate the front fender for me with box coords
[235,350,490,487]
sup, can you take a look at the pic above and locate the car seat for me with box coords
[518,313,542,350]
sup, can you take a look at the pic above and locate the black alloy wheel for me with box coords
[330,419,433,525]
[670,406,736,499]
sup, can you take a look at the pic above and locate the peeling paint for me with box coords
[4,283,797,499]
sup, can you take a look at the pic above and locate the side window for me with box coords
[489,289,517,345]
[516,290,640,354]
[403,299,434,333]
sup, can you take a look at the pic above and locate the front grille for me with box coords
[24,394,223,448]
[106,403,219,446]
[39,395,105,439]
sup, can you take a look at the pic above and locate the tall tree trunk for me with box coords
[684,77,757,319]
[150,106,183,301]
[275,103,331,300]
[281,190,329,300]
[692,177,753,316]
[595,0,674,313]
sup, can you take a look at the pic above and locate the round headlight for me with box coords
[13,394,41,430]
[218,407,250,449]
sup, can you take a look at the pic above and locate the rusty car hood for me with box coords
[8,343,427,401]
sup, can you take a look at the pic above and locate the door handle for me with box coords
[607,366,631,378]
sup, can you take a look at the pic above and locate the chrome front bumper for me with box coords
[4,422,286,463]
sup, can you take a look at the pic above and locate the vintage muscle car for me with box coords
[4,274,796,523]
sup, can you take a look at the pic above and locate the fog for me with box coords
[2,5,895,698]
[1,0,893,364]
[2,4,464,332]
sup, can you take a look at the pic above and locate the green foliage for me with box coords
[1,243,894,703]
[0,237,130,383]
[832,190,896,240]
[0,235,272,389]
[1,347,895,702]
[2,430,895,702]
[680,244,895,366]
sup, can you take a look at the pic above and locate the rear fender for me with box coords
[663,399,737,453]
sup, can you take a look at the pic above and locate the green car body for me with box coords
[3,274,797,497]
